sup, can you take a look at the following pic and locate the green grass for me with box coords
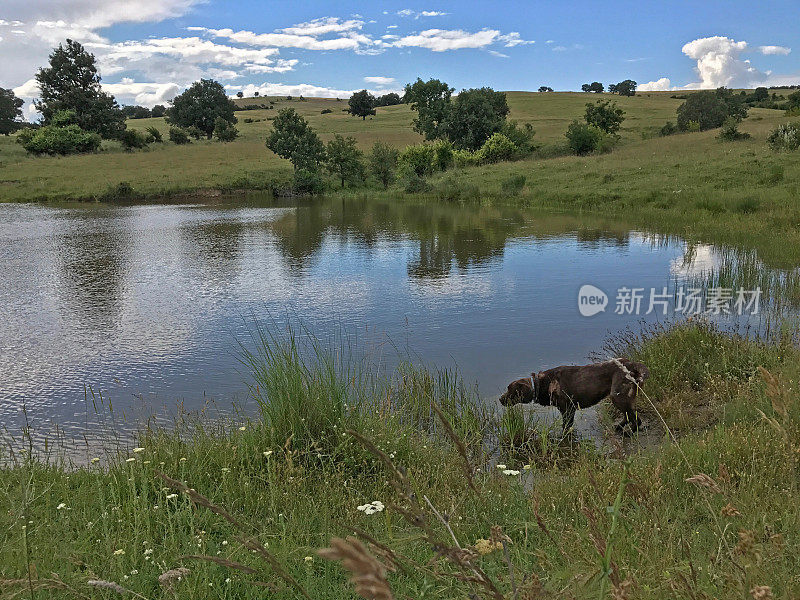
[1,320,798,599]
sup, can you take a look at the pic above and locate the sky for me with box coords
[1,0,799,118]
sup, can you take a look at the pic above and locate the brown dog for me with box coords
[499,358,649,434]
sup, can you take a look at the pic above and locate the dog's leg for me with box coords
[559,396,577,436]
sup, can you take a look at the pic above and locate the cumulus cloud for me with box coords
[759,45,791,56]
[637,77,673,91]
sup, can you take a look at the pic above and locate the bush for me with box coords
[453,149,479,168]
[16,123,101,155]
[766,122,800,151]
[97,181,137,201]
[434,176,479,203]
[368,142,399,189]
[186,125,204,140]
[403,174,432,194]
[213,116,239,142]
[118,128,149,151]
[399,144,437,177]
[499,121,537,155]
[501,174,526,194]
[431,140,454,171]
[145,126,163,143]
[169,127,191,145]
[660,121,678,136]
[686,120,701,133]
[717,117,750,141]
[292,168,325,195]
[476,133,518,163]
[584,99,625,134]
[676,89,747,131]
[564,121,603,155]
[321,109,333,114]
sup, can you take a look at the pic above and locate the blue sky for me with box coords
[2,0,798,111]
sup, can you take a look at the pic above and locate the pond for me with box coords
[0,197,777,449]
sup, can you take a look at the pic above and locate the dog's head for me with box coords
[499,377,535,407]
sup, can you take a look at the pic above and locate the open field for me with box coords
[1,319,798,599]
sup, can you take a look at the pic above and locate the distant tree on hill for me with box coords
[752,87,769,102]
[347,89,377,119]
[122,105,152,119]
[375,92,401,106]
[538,86,554,93]
[443,87,510,150]
[166,79,237,139]
[254,91,260,97]
[584,99,625,133]
[403,78,454,140]
[151,105,166,118]
[676,88,747,131]
[265,108,325,172]
[582,82,604,93]
[236,91,244,99]
[612,80,637,96]
[34,39,125,139]
[0,88,24,135]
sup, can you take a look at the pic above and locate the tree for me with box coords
[538,86,554,93]
[676,88,747,131]
[324,134,364,187]
[34,39,125,139]
[613,80,637,96]
[584,99,625,134]
[166,79,237,139]
[565,121,603,155]
[151,105,166,118]
[265,108,325,172]
[347,89,377,120]
[403,78,454,140]
[581,84,592,92]
[254,91,260,97]
[375,92,401,106]
[582,82,603,93]
[236,91,244,99]
[213,116,239,142]
[369,142,399,189]
[442,87,510,150]
[0,88,24,135]
[752,87,769,102]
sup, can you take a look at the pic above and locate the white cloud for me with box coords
[637,77,673,91]
[364,76,395,86]
[102,81,181,106]
[759,45,791,56]
[393,28,500,52]
[396,9,447,19]
[194,25,374,52]
[235,82,401,100]
[277,17,364,36]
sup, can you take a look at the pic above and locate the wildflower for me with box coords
[304,556,313,563]
[474,538,503,555]
[263,450,273,458]
[166,493,178,500]
[56,503,67,510]
[91,457,100,464]
[125,457,136,463]
[133,447,145,453]
[496,464,507,470]
[503,469,520,476]
[143,461,151,465]
[221,467,231,473]
[130,570,138,575]
[357,501,385,515]
[221,540,228,546]
[179,457,187,462]
[523,464,532,470]
[113,549,125,556]
[144,548,154,556]
[239,426,246,431]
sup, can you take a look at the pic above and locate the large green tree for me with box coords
[612,80,637,96]
[34,39,125,139]
[584,99,625,134]
[347,90,377,119]
[443,87,510,150]
[265,108,325,172]
[677,88,748,131]
[0,88,24,135]
[166,79,237,139]
[403,78,454,140]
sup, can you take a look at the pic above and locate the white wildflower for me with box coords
[496,464,507,470]
[503,469,521,476]
[357,501,385,515]
[132,447,145,453]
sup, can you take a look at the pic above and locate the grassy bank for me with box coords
[2,320,798,599]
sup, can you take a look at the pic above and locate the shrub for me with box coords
[686,120,701,133]
[368,142,399,189]
[118,128,149,150]
[434,176,479,203]
[431,140,454,171]
[766,122,800,151]
[186,125,204,140]
[403,174,432,194]
[399,144,436,177]
[584,99,625,134]
[476,132,518,163]
[17,122,101,155]
[676,89,747,131]
[97,181,137,201]
[564,120,603,155]
[145,126,162,143]
[660,121,678,136]
[499,121,537,155]
[453,149,479,168]
[213,116,239,142]
[169,127,191,145]
[717,117,750,141]
[321,109,333,114]
[501,174,526,195]
[292,168,325,195]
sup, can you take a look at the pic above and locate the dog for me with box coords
[499,358,649,434]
